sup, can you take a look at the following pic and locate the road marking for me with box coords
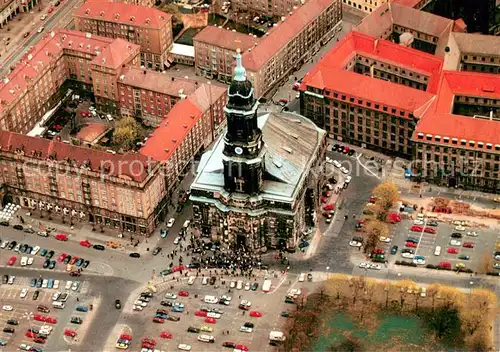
[356,154,381,179]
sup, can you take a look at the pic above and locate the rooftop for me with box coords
[91,38,140,69]
[76,123,109,144]
[171,43,195,58]
[0,131,155,183]
[449,32,500,58]
[191,112,325,202]
[414,71,500,148]
[242,0,334,71]
[301,31,437,112]
[0,30,139,113]
[194,26,259,52]
[139,98,203,162]
[74,1,171,28]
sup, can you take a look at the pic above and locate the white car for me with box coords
[434,246,441,256]
[14,243,21,252]
[174,236,181,245]
[401,252,415,259]
[53,280,60,289]
[240,326,253,333]
[167,218,175,228]
[202,277,209,285]
[298,273,305,282]
[188,276,196,285]
[358,262,368,268]
[133,305,144,311]
[345,175,352,183]
[1,240,8,248]
[340,166,349,174]
[20,343,32,351]
[27,257,34,265]
[51,292,61,301]
[65,281,73,290]
[244,282,251,291]
[37,26,44,33]
[178,344,192,351]
[467,231,478,237]
[165,292,177,299]
[21,256,28,266]
[240,300,251,307]
[20,288,28,298]
[2,305,13,311]
[455,225,466,231]
[32,246,40,255]
[134,300,148,307]
[369,263,381,270]
[379,236,391,243]
[42,279,48,288]
[41,14,47,20]
[413,219,424,225]
[450,240,461,246]
[71,281,80,291]
[288,289,301,296]
[207,312,221,319]
[230,281,236,288]
[8,276,16,284]
[220,295,232,302]
[349,240,362,247]
[332,160,341,168]
[413,256,426,265]
[236,280,243,290]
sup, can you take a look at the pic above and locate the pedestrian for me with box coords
[76,297,79,302]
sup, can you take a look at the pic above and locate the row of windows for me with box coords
[417,134,500,152]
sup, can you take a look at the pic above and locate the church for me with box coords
[189,50,326,252]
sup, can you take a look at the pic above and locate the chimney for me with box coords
[374,39,379,51]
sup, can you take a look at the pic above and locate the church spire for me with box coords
[233,48,246,82]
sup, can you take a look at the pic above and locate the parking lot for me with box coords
[0,276,91,349]
[374,216,499,272]
[108,274,299,351]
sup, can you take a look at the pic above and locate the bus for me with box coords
[262,279,272,293]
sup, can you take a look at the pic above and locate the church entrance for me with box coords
[236,234,247,249]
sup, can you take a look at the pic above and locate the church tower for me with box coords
[222,49,264,195]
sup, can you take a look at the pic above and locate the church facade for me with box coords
[190,50,326,252]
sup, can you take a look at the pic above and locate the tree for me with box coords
[372,182,398,219]
[112,116,142,151]
[328,333,364,352]
[436,286,463,310]
[461,289,497,336]
[427,283,443,312]
[363,220,388,253]
[161,3,182,22]
[347,276,366,305]
[394,280,417,309]
[478,250,493,274]
[426,305,462,341]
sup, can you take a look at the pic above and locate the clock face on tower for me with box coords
[234,147,243,155]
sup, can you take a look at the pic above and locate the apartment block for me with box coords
[110,0,154,7]
[300,31,441,158]
[0,29,140,134]
[73,1,173,70]
[194,26,259,83]
[241,0,342,99]
[0,0,38,28]
[342,0,388,14]
[0,130,166,234]
[412,71,500,192]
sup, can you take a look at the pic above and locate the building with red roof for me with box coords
[300,30,440,157]
[0,130,166,234]
[73,1,173,70]
[109,0,155,7]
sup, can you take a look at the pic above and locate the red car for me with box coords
[57,253,67,262]
[143,343,155,349]
[324,204,335,211]
[26,331,37,338]
[34,314,47,322]
[7,256,16,265]
[205,317,216,324]
[249,311,262,317]
[34,337,46,344]
[447,247,458,254]
[424,227,436,234]
[405,242,418,248]
[433,206,452,214]
[55,233,68,241]
[371,248,384,255]
[439,261,451,269]
[141,337,156,345]
[160,332,172,339]
[171,265,184,273]
[178,290,189,297]
[236,345,249,351]
[321,197,327,203]
[195,310,207,317]
[69,256,78,265]
[64,329,77,337]
[70,271,81,277]
[153,317,165,323]
[463,242,475,248]
[368,196,377,203]
[80,240,92,247]
[411,225,423,232]
[386,213,401,224]
[46,317,57,324]
[120,334,132,341]
[47,7,53,13]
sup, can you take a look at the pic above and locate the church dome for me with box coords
[226,49,255,111]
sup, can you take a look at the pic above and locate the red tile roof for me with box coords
[0,30,138,114]
[194,26,259,51]
[76,123,109,143]
[242,0,334,71]
[139,99,202,161]
[301,31,438,112]
[92,38,140,69]
[392,0,423,8]
[74,1,171,28]
[414,71,500,147]
[0,131,155,182]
